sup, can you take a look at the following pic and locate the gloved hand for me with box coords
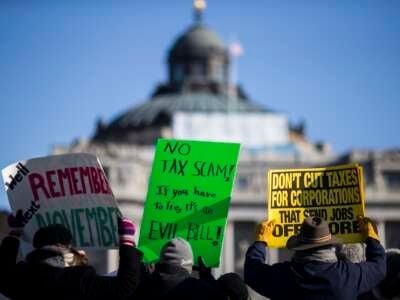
[7,209,25,237]
[255,219,275,246]
[196,256,213,281]
[118,217,136,247]
[357,216,379,241]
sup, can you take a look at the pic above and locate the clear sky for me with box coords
[0,0,399,210]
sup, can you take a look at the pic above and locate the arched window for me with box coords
[172,64,184,83]
[212,63,224,82]
[190,62,206,80]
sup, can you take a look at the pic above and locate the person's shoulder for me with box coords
[316,260,360,281]
[334,259,361,271]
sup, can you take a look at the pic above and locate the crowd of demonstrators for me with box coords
[131,237,249,300]
[2,214,400,300]
[0,217,141,300]
[244,216,387,300]
[0,219,250,300]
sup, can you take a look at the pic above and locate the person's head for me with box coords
[217,273,250,300]
[29,224,84,267]
[375,248,400,299]
[33,224,72,249]
[159,237,194,273]
[286,216,341,251]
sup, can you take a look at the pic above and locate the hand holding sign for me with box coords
[118,217,137,247]
[195,256,213,280]
[357,216,379,242]
[255,219,276,246]
[8,209,25,237]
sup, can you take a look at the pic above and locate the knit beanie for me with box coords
[159,238,193,273]
[33,224,72,249]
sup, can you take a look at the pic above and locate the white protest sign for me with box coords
[2,153,120,249]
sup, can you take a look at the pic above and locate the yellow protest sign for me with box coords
[267,164,365,248]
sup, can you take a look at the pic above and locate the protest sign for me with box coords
[267,164,365,248]
[2,153,120,249]
[138,139,240,267]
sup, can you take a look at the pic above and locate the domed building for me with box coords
[54,1,400,285]
[92,16,268,145]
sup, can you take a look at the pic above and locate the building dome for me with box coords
[109,93,267,128]
[168,25,227,61]
[92,92,268,144]
[91,4,270,145]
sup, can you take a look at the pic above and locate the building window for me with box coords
[383,171,400,190]
[362,163,373,185]
[190,62,205,80]
[173,64,184,83]
[237,175,249,189]
[211,64,224,82]
[385,221,400,248]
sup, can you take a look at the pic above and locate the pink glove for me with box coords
[118,217,136,247]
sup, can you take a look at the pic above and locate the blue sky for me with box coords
[0,0,399,210]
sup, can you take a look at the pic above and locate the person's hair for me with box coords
[69,248,89,266]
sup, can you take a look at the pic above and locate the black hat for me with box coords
[33,224,72,249]
[286,216,341,251]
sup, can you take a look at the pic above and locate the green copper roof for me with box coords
[109,93,269,128]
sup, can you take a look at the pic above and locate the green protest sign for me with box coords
[138,139,240,267]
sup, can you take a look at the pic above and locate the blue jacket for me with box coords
[244,238,386,300]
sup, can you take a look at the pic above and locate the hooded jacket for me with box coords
[244,238,386,300]
[0,235,141,300]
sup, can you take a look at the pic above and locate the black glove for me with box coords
[7,209,25,237]
[196,256,214,281]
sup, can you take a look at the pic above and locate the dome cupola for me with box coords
[167,0,229,92]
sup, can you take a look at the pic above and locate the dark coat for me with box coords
[244,238,386,300]
[132,263,227,300]
[0,236,141,300]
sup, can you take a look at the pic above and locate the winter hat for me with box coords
[33,224,72,249]
[159,238,193,273]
